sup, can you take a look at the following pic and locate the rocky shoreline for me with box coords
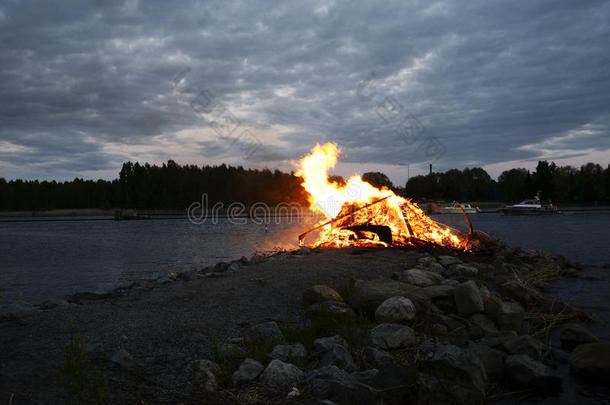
[1,244,609,404]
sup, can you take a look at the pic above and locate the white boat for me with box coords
[501,197,559,215]
[436,202,481,214]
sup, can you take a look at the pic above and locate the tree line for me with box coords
[1,159,608,212]
[404,161,610,204]
[0,160,309,211]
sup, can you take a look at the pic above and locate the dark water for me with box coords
[1,213,609,311]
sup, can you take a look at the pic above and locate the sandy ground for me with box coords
[0,247,424,404]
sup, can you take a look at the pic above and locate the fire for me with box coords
[296,143,470,249]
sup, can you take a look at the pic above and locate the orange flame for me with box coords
[296,143,469,249]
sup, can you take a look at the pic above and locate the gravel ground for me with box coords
[0,247,424,404]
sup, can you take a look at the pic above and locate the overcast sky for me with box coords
[1,0,609,185]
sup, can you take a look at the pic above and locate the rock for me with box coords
[374,296,416,323]
[245,321,285,345]
[321,344,357,372]
[500,335,543,359]
[421,344,488,404]
[453,264,479,277]
[401,268,444,287]
[287,386,301,399]
[368,365,415,404]
[441,279,459,286]
[269,343,307,367]
[453,281,484,316]
[569,342,610,382]
[259,359,303,386]
[232,358,264,385]
[349,280,428,315]
[370,323,416,350]
[307,366,378,405]
[365,347,393,367]
[498,281,531,306]
[428,262,446,273]
[468,343,506,380]
[185,359,221,392]
[213,262,229,272]
[314,335,348,352]
[303,285,344,306]
[560,323,598,351]
[227,262,241,272]
[218,341,246,359]
[505,355,562,391]
[468,314,498,336]
[479,285,491,302]
[110,349,135,369]
[421,284,455,299]
[438,256,462,267]
[485,296,524,331]
[238,255,250,265]
[307,301,357,324]
[350,369,379,385]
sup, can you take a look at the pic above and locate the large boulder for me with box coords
[421,344,488,404]
[401,268,444,287]
[500,335,543,359]
[232,358,264,385]
[497,281,532,306]
[269,343,307,367]
[185,359,221,392]
[505,355,562,392]
[307,366,378,405]
[374,296,416,323]
[453,281,484,316]
[370,323,416,350]
[321,344,357,372]
[437,256,462,267]
[349,280,428,315]
[303,285,344,306]
[365,347,393,368]
[560,323,598,351]
[244,321,285,345]
[468,343,506,380]
[314,335,348,352]
[485,296,524,331]
[569,342,610,383]
[259,359,303,385]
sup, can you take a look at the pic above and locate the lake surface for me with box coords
[1,212,609,310]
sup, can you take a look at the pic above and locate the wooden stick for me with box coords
[298,195,391,245]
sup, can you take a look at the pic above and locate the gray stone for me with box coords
[438,256,463,267]
[314,335,348,352]
[232,358,264,385]
[498,281,531,306]
[321,344,357,372]
[560,323,598,351]
[374,296,416,323]
[422,344,488,403]
[454,280,484,316]
[421,284,455,299]
[307,301,357,323]
[441,279,459,286]
[500,335,543,359]
[259,359,303,385]
[307,366,378,405]
[505,355,562,391]
[110,349,135,369]
[365,346,393,367]
[468,314,498,336]
[368,365,415,404]
[185,359,221,392]
[401,268,444,287]
[350,369,379,385]
[245,321,285,345]
[485,296,524,331]
[428,262,446,273]
[348,280,428,315]
[468,343,506,380]
[269,343,307,367]
[569,342,610,382]
[454,264,479,277]
[303,285,344,306]
[370,323,416,350]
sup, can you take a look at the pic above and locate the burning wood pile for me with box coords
[296,143,481,251]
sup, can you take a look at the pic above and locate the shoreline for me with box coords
[1,245,608,404]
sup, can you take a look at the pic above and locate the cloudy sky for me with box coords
[1,0,609,185]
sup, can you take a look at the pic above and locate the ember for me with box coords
[296,143,476,250]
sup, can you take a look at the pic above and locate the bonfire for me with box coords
[296,143,481,251]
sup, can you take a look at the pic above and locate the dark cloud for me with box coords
[0,0,609,182]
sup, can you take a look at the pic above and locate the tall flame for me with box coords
[296,142,468,249]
